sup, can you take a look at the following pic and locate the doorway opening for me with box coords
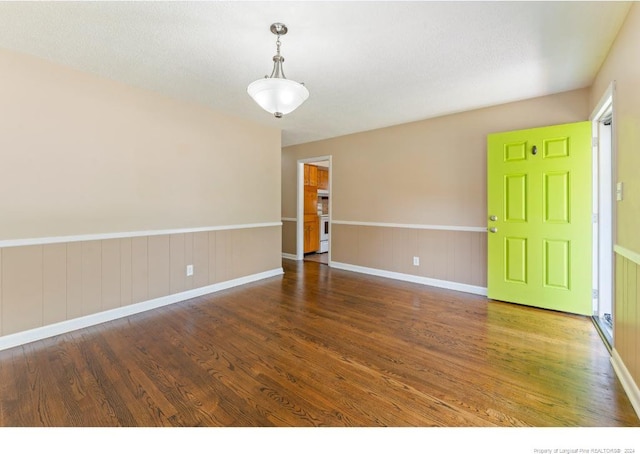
[591,83,615,349]
[296,156,331,265]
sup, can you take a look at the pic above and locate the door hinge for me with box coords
[592,213,598,224]
[592,136,598,147]
[593,289,599,299]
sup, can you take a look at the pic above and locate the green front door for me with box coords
[487,121,592,315]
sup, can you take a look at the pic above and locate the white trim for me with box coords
[0,222,282,249]
[281,218,297,223]
[298,155,332,164]
[611,348,640,419]
[0,267,284,352]
[281,253,299,261]
[591,85,615,319]
[614,244,640,266]
[590,81,616,121]
[330,261,487,296]
[296,160,304,260]
[591,117,599,314]
[332,220,487,233]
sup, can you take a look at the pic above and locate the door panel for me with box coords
[487,121,591,315]
[505,237,527,284]
[505,174,527,222]
[544,239,569,289]
[544,171,570,223]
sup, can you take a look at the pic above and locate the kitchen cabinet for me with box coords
[309,165,318,187]
[304,214,320,253]
[304,164,318,187]
[318,168,328,190]
[304,187,318,214]
[303,164,321,252]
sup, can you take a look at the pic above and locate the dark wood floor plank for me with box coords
[135,310,276,426]
[0,347,30,425]
[221,282,552,426]
[239,312,493,426]
[45,337,98,426]
[210,307,434,426]
[0,259,637,427]
[92,325,179,426]
[161,301,366,426]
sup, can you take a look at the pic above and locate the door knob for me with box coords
[489,215,498,221]
[489,227,498,233]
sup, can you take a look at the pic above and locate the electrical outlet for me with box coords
[186,264,194,276]
[413,256,420,266]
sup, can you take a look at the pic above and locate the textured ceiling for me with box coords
[0,1,631,146]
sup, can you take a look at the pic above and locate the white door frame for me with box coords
[590,81,616,339]
[296,155,333,261]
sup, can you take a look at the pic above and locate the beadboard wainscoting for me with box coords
[0,224,283,350]
[613,245,640,417]
[281,218,298,259]
[329,221,487,295]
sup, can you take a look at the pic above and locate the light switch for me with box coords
[616,182,623,201]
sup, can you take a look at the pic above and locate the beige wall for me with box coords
[281,220,297,256]
[590,4,640,402]
[283,88,589,224]
[591,4,640,254]
[0,49,282,340]
[0,48,281,240]
[332,224,486,288]
[282,89,590,283]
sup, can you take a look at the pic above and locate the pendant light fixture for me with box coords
[247,23,309,118]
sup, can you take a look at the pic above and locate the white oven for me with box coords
[318,215,329,253]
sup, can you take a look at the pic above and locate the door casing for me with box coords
[296,156,332,261]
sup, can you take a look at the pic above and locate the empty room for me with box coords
[0,1,638,449]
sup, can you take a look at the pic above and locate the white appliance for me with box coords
[318,215,329,253]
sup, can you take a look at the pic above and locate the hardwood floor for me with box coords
[304,251,329,264]
[0,259,638,427]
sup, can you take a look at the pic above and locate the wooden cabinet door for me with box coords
[304,221,312,253]
[308,217,319,252]
[308,165,318,187]
[304,164,310,186]
[304,187,318,214]
[303,222,310,252]
[318,168,328,190]
[304,215,320,253]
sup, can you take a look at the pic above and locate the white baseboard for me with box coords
[281,253,299,261]
[0,267,284,352]
[329,261,487,296]
[611,348,640,419]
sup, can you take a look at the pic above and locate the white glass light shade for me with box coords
[247,78,309,117]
